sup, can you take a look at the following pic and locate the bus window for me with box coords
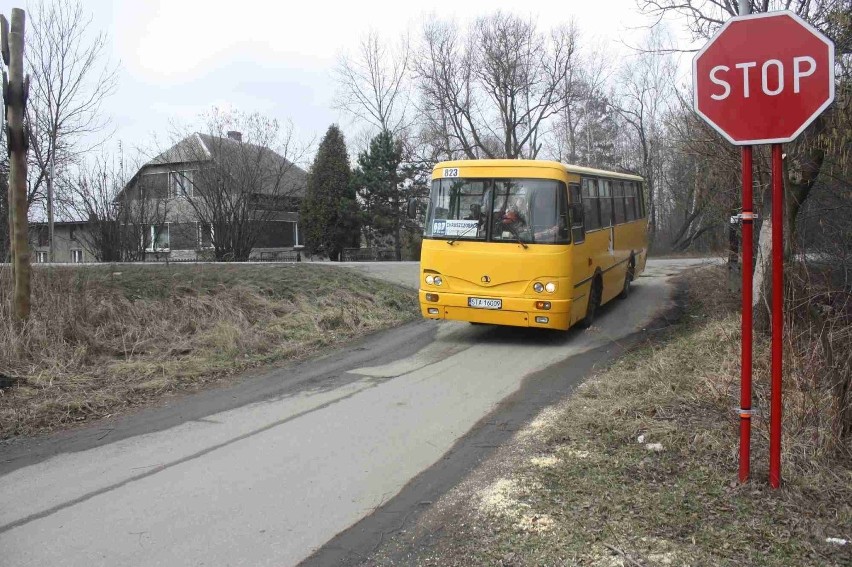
[599,179,613,228]
[492,179,569,244]
[625,182,637,222]
[424,178,490,240]
[613,181,626,224]
[569,183,584,244]
[528,182,570,244]
[582,178,600,231]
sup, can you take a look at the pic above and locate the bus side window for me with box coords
[624,182,636,222]
[569,183,585,244]
[582,178,600,231]
[599,179,612,228]
[613,181,626,224]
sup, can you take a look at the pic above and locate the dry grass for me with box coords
[366,265,852,567]
[0,263,417,438]
[783,262,852,456]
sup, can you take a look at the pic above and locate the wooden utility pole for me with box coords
[2,8,31,322]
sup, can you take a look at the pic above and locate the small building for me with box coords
[29,221,96,264]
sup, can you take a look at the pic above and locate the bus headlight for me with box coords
[425,275,435,285]
[545,282,556,293]
[533,282,544,293]
[433,276,443,286]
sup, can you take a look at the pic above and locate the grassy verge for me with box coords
[369,266,851,567]
[0,263,417,439]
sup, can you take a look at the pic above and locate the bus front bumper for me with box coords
[419,290,572,330]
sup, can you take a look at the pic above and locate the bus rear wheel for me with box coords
[579,278,601,328]
[618,258,635,300]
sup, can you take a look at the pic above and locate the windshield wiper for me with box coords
[447,222,479,245]
[506,226,529,249]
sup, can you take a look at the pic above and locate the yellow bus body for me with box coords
[418,159,648,331]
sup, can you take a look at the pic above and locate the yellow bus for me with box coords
[413,159,648,331]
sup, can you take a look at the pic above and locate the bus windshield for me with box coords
[424,178,570,244]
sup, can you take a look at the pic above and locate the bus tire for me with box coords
[618,257,635,300]
[579,277,602,328]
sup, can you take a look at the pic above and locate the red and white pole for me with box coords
[769,143,784,488]
[739,145,753,483]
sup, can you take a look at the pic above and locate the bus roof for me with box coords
[434,159,644,183]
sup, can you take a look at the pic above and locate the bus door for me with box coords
[568,182,591,305]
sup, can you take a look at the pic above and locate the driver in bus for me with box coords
[500,194,527,232]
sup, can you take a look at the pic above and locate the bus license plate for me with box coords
[468,297,501,310]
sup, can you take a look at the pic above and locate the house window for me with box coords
[36,251,48,263]
[170,170,194,198]
[37,226,49,246]
[141,172,169,199]
[71,250,83,263]
[197,222,213,248]
[149,223,170,251]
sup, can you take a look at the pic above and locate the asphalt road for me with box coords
[0,258,715,567]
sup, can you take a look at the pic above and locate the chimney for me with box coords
[227,130,242,142]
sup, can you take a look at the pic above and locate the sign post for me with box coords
[739,145,753,483]
[737,1,753,485]
[769,144,784,487]
[693,11,835,488]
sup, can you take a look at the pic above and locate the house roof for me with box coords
[124,133,307,198]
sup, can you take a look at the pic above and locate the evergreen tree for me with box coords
[302,125,360,261]
[351,130,405,260]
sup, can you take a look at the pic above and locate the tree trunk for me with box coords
[752,144,824,331]
[5,9,31,322]
[752,208,773,332]
[393,195,402,261]
[7,162,15,273]
[785,146,824,259]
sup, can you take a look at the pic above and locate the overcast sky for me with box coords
[2,0,692,167]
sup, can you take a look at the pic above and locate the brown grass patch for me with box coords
[0,263,418,438]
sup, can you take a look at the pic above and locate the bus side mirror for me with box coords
[407,198,418,219]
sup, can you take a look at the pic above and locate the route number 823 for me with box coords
[443,168,459,178]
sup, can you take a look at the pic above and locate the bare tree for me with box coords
[611,28,677,242]
[637,0,852,326]
[334,30,411,137]
[662,89,740,251]
[549,42,613,166]
[161,109,306,261]
[25,0,117,259]
[415,12,579,160]
[59,148,169,262]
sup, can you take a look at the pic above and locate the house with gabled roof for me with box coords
[121,130,307,261]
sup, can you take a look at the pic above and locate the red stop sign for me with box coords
[693,11,835,145]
